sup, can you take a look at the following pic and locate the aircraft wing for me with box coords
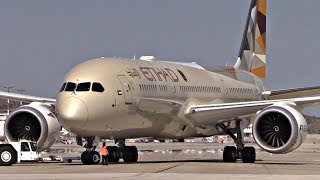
[265,86,320,100]
[186,96,320,124]
[137,95,320,124]
[0,91,56,104]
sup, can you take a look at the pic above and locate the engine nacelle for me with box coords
[4,102,61,151]
[253,104,308,154]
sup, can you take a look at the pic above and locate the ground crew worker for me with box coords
[100,142,109,165]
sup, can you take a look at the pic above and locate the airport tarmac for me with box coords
[1,141,320,180]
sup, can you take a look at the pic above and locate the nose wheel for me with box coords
[79,137,101,165]
[81,151,100,165]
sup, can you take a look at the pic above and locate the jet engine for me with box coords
[4,102,61,151]
[252,104,308,154]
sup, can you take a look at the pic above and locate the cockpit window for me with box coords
[92,82,105,92]
[59,83,66,92]
[76,82,91,92]
[65,82,76,92]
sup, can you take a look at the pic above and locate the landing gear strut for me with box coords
[218,119,256,163]
[79,137,101,165]
[107,139,138,163]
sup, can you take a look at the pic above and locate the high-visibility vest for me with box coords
[100,146,109,156]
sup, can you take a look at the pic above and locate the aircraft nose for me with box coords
[57,97,88,128]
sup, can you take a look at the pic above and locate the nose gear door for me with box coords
[117,75,133,104]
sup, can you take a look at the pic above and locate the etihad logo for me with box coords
[126,67,187,82]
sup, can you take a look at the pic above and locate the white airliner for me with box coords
[0,0,319,165]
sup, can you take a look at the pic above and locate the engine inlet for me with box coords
[7,112,41,141]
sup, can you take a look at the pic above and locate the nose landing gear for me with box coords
[79,137,101,165]
[81,151,100,165]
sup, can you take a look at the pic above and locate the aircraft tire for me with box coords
[87,151,100,165]
[242,147,256,163]
[0,146,16,166]
[223,146,237,162]
[123,146,138,162]
[129,146,138,162]
[107,146,119,162]
[81,151,89,165]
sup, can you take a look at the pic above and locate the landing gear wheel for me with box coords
[107,146,119,162]
[223,146,237,162]
[81,151,100,165]
[81,151,89,165]
[242,147,256,163]
[0,146,16,166]
[129,146,138,162]
[219,119,256,163]
[123,146,138,162]
[87,151,100,165]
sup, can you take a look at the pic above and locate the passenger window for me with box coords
[92,82,105,92]
[21,142,30,152]
[60,83,66,92]
[76,82,91,92]
[65,82,76,92]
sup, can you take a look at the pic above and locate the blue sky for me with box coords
[0,0,320,114]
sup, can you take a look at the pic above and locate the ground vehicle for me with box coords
[0,140,39,166]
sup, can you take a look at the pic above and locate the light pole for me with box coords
[17,89,26,106]
[3,86,14,115]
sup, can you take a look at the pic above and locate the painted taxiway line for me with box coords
[136,162,186,176]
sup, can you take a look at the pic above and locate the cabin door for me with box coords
[117,75,133,104]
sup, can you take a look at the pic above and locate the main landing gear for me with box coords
[107,139,138,163]
[218,119,256,163]
[78,137,138,165]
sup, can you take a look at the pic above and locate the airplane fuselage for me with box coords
[56,58,264,139]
